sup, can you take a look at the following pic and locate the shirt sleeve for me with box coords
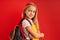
[22,19,31,28]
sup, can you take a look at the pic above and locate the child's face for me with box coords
[25,6,36,19]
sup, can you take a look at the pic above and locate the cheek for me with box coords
[25,11,30,16]
[27,11,31,15]
[32,13,35,16]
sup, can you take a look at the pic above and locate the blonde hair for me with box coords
[22,2,38,24]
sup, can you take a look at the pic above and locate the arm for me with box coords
[28,34,34,38]
[25,26,41,38]
[22,19,44,38]
[26,27,44,38]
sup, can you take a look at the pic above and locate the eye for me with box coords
[33,11,36,13]
[28,10,32,12]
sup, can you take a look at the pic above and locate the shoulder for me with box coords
[22,19,29,23]
[22,19,31,28]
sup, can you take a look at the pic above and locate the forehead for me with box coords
[27,6,36,11]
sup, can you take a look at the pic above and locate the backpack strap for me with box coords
[10,26,16,40]
[25,18,32,26]
[20,18,32,26]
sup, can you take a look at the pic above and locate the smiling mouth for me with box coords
[29,15,33,17]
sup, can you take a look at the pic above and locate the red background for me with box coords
[0,0,60,40]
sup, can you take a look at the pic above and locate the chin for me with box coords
[29,17,33,19]
[29,16,34,19]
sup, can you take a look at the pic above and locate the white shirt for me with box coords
[22,19,33,40]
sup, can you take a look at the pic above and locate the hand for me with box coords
[40,33,44,38]
[29,34,34,38]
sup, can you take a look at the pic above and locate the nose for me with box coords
[30,12,33,15]
[31,11,33,15]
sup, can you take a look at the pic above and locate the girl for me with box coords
[21,2,44,40]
